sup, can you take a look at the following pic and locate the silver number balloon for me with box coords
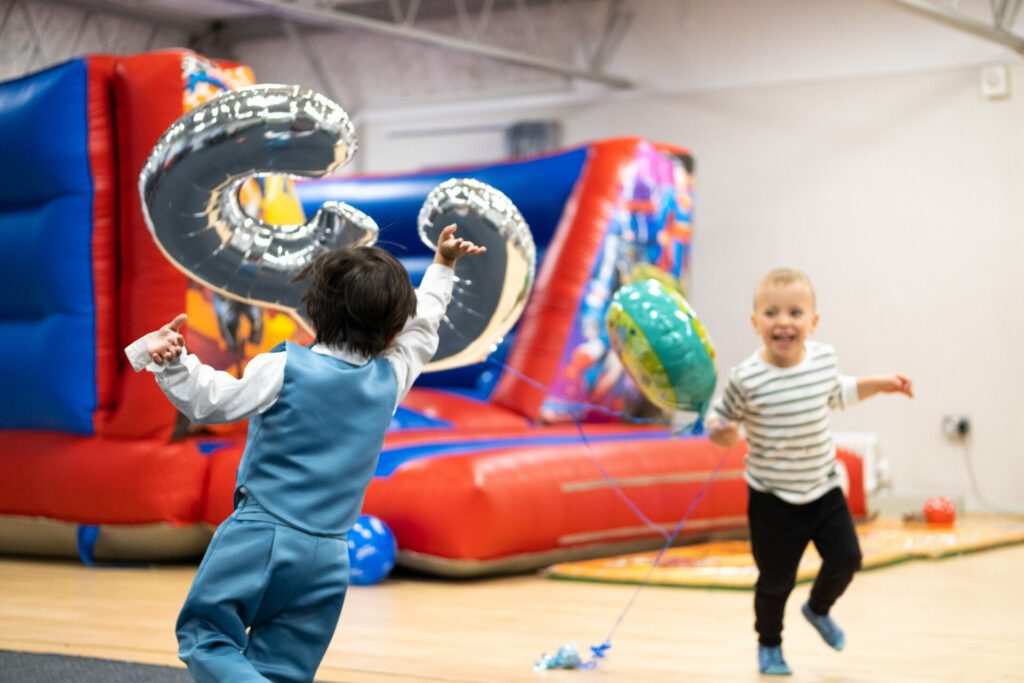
[418,179,536,371]
[139,84,378,323]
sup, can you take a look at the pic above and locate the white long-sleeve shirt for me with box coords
[711,340,859,505]
[124,263,454,424]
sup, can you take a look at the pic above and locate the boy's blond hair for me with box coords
[753,268,816,310]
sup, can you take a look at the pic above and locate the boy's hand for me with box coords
[707,419,741,448]
[147,314,187,365]
[434,223,486,268]
[880,373,914,398]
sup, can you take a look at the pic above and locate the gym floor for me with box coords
[1,538,1021,681]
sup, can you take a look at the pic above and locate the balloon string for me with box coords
[488,359,669,427]
[570,414,670,540]
[596,444,734,647]
[490,359,736,669]
[489,359,701,539]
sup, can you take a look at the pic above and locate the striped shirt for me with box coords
[711,340,859,504]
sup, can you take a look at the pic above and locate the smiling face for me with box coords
[751,279,819,368]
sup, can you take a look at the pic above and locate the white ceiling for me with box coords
[16,0,1024,114]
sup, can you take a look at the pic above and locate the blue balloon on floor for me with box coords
[347,514,398,585]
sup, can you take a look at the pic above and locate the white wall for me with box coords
[357,63,1024,513]
[609,64,1024,514]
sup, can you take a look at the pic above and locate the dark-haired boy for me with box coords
[126,224,484,682]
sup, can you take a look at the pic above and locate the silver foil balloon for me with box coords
[139,84,378,321]
[418,179,536,371]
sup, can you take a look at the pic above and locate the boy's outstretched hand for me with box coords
[146,314,187,365]
[858,373,914,400]
[882,373,914,398]
[434,223,487,268]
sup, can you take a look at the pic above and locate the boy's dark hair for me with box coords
[295,246,416,357]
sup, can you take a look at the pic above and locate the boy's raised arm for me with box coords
[125,314,285,424]
[387,224,486,403]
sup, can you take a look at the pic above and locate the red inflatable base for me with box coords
[200,426,865,576]
[0,432,208,526]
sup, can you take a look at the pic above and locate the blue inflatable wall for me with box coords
[0,60,98,433]
[296,148,587,393]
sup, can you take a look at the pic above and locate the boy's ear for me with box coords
[810,311,820,333]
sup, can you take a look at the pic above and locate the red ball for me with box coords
[923,496,957,526]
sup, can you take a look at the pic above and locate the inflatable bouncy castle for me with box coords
[0,50,869,575]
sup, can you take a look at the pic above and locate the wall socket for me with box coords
[980,64,1009,100]
[942,415,971,439]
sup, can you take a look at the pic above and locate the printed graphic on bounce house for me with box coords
[540,143,693,423]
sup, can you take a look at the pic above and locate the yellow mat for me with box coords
[546,516,1024,589]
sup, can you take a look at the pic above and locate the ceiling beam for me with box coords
[588,0,633,71]
[880,0,1024,53]
[220,0,633,88]
[279,19,356,116]
[217,14,333,42]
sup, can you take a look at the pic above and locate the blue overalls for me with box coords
[176,342,396,682]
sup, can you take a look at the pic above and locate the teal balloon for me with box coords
[606,279,717,415]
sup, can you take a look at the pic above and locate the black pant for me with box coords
[748,486,862,646]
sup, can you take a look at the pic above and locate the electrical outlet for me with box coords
[942,415,971,439]
[980,64,1009,100]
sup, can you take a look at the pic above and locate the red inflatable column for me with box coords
[82,56,120,430]
[490,138,641,421]
[98,51,192,439]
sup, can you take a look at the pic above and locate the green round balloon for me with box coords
[606,279,716,415]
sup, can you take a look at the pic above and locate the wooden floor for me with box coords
[1,542,1023,682]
